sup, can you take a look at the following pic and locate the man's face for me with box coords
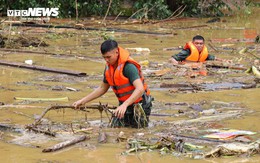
[193,39,204,53]
[102,48,119,66]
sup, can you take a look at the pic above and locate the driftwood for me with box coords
[9,23,171,35]
[0,60,86,76]
[26,125,56,137]
[0,105,40,109]
[42,135,88,152]
[205,61,248,71]
[32,104,116,127]
[14,97,69,102]
[0,48,103,63]
[0,124,17,132]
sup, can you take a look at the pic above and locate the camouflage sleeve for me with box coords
[206,54,216,60]
[172,49,191,61]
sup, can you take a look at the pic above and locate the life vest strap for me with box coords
[112,83,132,90]
[116,90,134,98]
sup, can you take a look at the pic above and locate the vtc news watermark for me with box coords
[7,8,59,21]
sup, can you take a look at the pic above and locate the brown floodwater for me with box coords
[0,7,260,163]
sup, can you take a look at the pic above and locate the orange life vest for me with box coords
[105,47,150,103]
[184,41,208,62]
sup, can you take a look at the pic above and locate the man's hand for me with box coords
[113,104,127,119]
[169,57,179,65]
[72,100,83,109]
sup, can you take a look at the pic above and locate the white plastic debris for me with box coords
[126,48,150,55]
[24,60,33,65]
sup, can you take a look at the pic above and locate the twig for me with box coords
[114,11,122,22]
[128,8,145,20]
[152,5,186,24]
[171,5,186,19]
[12,111,34,119]
[70,123,75,134]
[208,43,219,52]
[247,51,260,59]
[164,5,184,20]
[102,0,112,25]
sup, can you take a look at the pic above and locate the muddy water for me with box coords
[1,7,260,163]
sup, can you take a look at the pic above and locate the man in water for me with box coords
[73,40,152,128]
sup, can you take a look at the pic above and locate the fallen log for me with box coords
[0,60,87,76]
[42,135,88,152]
[0,48,102,63]
[14,97,69,102]
[171,25,208,30]
[205,61,248,71]
[9,23,171,35]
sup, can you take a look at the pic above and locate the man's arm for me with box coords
[113,78,144,119]
[73,82,110,108]
[206,54,216,61]
[169,49,190,64]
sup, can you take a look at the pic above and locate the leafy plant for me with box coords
[133,0,172,20]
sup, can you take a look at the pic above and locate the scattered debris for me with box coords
[205,140,260,158]
[14,97,69,102]
[0,60,87,76]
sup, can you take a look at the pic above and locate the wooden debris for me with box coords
[0,105,40,109]
[10,23,171,35]
[32,104,116,127]
[205,139,260,158]
[26,125,56,137]
[252,66,260,78]
[98,132,107,143]
[42,135,88,153]
[153,68,171,76]
[0,60,87,76]
[205,61,248,71]
[14,97,69,102]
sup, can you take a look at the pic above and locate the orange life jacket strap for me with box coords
[112,83,132,90]
[115,90,134,98]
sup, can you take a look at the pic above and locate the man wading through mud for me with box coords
[169,35,229,64]
[73,40,152,128]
